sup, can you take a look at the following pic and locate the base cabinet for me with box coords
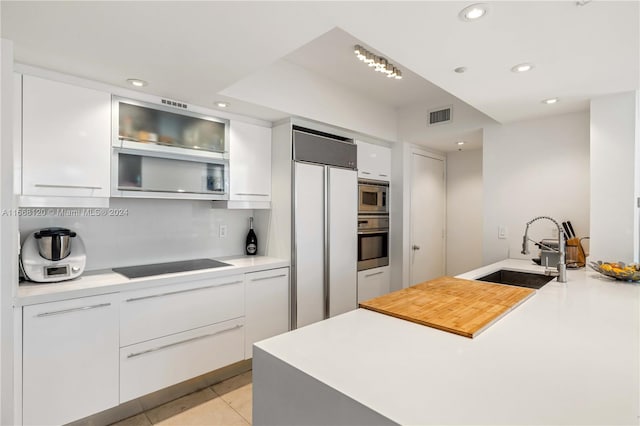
[22,294,119,426]
[245,267,289,357]
[20,265,289,424]
[357,266,391,303]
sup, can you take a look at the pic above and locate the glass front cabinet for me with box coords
[111,97,230,200]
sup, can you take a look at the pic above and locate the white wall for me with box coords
[590,91,639,263]
[483,111,590,264]
[446,148,483,276]
[221,60,398,142]
[19,199,255,271]
[0,38,18,426]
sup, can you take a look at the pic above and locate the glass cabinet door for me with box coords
[117,100,227,153]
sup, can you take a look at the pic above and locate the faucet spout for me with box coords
[521,216,567,283]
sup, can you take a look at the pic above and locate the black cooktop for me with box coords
[113,258,231,279]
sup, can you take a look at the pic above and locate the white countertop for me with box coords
[17,255,289,306]
[256,259,640,425]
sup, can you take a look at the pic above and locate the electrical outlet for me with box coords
[498,226,508,239]
[219,224,227,238]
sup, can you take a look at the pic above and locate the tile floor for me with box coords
[112,371,252,426]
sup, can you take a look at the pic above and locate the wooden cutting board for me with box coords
[359,276,535,338]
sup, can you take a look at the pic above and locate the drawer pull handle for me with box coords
[126,324,244,359]
[125,280,242,303]
[365,271,384,278]
[378,174,388,177]
[36,303,111,317]
[250,273,287,282]
[361,171,371,175]
[35,183,103,190]
[234,193,269,197]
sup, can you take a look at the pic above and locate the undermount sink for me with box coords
[476,269,555,289]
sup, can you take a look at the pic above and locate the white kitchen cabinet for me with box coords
[20,74,111,205]
[357,266,391,303]
[120,274,244,347]
[245,267,289,357]
[120,317,245,402]
[227,120,272,208]
[356,140,391,182]
[22,293,119,426]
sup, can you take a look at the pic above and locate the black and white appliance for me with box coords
[20,227,86,282]
[358,180,388,214]
[357,215,389,271]
[292,127,358,329]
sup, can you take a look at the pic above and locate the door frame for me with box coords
[404,144,446,287]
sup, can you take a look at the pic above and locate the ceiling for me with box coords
[2,1,638,151]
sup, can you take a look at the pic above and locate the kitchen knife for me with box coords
[562,222,571,239]
[567,221,576,239]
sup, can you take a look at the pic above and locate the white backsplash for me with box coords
[19,198,255,271]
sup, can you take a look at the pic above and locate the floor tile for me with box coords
[109,413,152,426]
[154,397,249,426]
[211,371,252,396]
[212,371,253,423]
[145,387,217,424]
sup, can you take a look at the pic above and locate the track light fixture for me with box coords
[353,45,403,80]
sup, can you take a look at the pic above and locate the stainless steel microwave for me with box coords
[358,180,389,214]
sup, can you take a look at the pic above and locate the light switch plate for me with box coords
[219,224,227,238]
[498,226,507,239]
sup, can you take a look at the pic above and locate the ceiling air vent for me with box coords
[161,98,188,109]
[428,106,453,126]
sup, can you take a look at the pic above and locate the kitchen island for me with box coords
[253,259,640,425]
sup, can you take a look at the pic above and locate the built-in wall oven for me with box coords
[357,215,389,271]
[358,180,388,215]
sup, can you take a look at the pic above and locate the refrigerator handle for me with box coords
[324,166,330,320]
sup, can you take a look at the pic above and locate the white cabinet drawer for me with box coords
[120,274,244,346]
[357,266,391,303]
[120,318,245,402]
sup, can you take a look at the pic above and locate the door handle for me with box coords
[412,245,421,251]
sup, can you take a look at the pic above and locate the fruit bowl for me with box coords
[589,261,640,282]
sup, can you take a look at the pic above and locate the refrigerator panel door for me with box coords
[294,162,326,328]
[328,167,358,317]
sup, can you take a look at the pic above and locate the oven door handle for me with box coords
[358,229,389,235]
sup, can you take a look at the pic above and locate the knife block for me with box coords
[566,237,586,268]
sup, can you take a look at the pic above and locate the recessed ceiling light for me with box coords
[215,102,229,108]
[126,78,147,87]
[511,63,535,73]
[459,3,489,21]
[457,141,465,146]
[454,67,467,73]
[542,98,559,105]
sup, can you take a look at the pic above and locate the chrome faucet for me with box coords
[521,216,567,283]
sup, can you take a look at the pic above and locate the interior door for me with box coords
[294,162,325,328]
[410,153,445,285]
[328,167,357,317]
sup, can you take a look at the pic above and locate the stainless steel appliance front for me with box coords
[358,180,388,214]
[357,215,389,271]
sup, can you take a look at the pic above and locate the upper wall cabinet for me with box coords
[356,140,391,182]
[218,120,271,209]
[20,75,111,206]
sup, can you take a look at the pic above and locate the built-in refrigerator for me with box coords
[292,127,358,329]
